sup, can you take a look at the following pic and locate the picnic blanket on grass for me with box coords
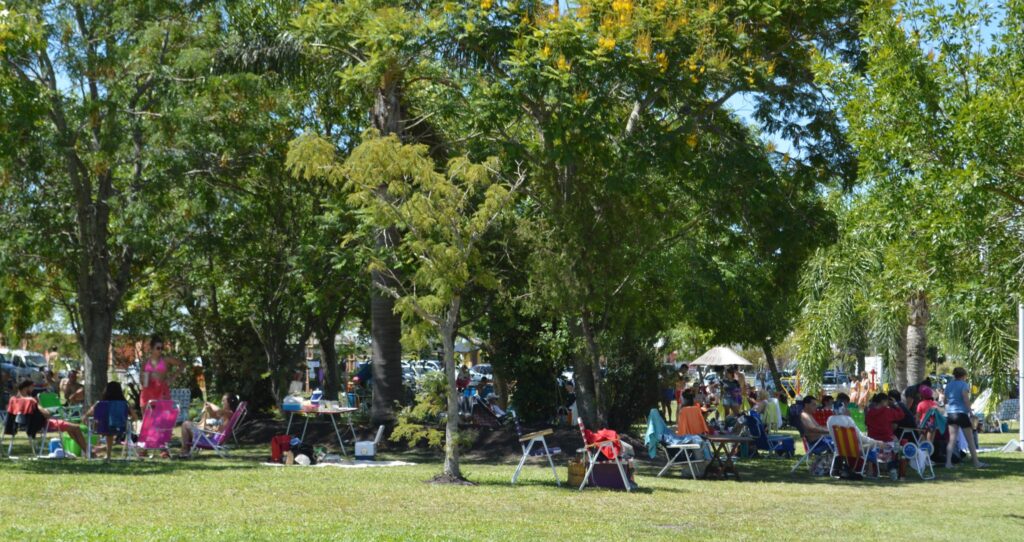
[261,460,415,469]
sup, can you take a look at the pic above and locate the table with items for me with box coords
[703,435,755,481]
[284,405,357,457]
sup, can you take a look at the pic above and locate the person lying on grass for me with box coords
[11,379,89,454]
[179,393,239,458]
[83,382,139,460]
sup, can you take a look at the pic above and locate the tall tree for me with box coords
[292,132,522,482]
[293,0,450,424]
[0,0,206,403]
[455,0,862,424]
[806,0,1024,395]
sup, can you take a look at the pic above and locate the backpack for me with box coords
[291,442,317,465]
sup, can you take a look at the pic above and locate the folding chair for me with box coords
[827,415,878,478]
[745,410,795,458]
[87,401,134,460]
[2,396,44,457]
[37,392,66,457]
[577,417,632,491]
[190,402,247,458]
[134,400,179,457]
[645,409,706,480]
[231,403,250,446]
[994,399,1019,433]
[511,415,561,486]
[170,388,191,425]
[469,399,502,428]
[789,403,834,473]
[901,441,936,480]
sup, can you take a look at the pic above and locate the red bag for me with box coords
[270,435,291,463]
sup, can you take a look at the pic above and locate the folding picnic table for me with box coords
[285,406,357,457]
[703,435,754,481]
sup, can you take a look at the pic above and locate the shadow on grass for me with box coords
[0,456,259,476]
[468,476,673,494]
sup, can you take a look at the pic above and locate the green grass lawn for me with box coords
[2,432,1023,541]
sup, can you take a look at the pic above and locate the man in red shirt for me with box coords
[865,392,905,443]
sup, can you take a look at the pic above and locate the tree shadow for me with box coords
[0,456,259,476]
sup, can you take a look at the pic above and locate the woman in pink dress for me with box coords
[140,336,180,407]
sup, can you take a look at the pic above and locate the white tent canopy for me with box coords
[689,346,753,367]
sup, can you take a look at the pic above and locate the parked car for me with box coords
[1,351,16,391]
[415,359,442,373]
[822,370,850,395]
[469,363,493,385]
[401,364,419,389]
[0,348,47,390]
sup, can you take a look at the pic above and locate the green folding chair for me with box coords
[37,392,64,456]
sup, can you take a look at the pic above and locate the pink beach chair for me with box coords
[190,402,247,458]
[135,400,178,457]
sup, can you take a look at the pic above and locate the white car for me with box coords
[469,363,493,385]
[0,348,47,389]
[413,359,442,373]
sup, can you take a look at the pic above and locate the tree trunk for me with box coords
[369,77,404,426]
[580,314,606,426]
[371,263,403,425]
[892,325,908,392]
[75,201,122,406]
[319,329,340,401]
[906,291,929,386]
[78,307,113,406]
[762,341,784,395]
[441,298,464,481]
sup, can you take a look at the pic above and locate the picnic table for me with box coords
[703,435,755,481]
[285,406,357,457]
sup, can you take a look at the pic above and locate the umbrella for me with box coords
[689,346,753,367]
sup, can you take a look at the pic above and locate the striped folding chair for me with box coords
[827,415,878,478]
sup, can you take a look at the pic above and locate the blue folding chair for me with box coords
[87,400,133,460]
[745,410,795,458]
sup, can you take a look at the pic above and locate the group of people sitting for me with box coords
[4,375,239,460]
[665,365,784,432]
[795,367,985,470]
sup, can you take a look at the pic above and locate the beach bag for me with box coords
[270,435,292,463]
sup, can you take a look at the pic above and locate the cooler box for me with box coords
[354,441,376,460]
[282,396,303,412]
[354,425,385,460]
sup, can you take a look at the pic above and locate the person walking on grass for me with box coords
[944,367,985,469]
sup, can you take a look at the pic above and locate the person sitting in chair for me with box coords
[60,369,85,405]
[10,379,88,454]
[475,377,494,399]
[833,393,851,415]
[799,396,829,440]
[84,382,139,460]
[179,393,239,458]
[485,394,507,419]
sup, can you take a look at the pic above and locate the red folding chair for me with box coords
[576,418,632,491]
